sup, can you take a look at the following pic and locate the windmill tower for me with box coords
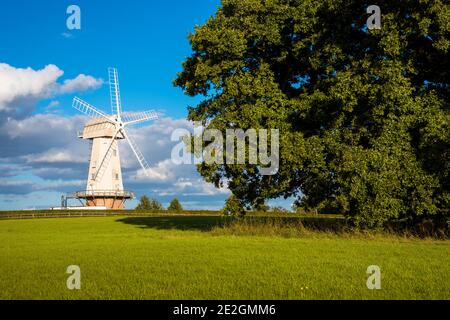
[71,67,158,209]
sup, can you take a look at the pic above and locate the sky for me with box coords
[0,0,293,210]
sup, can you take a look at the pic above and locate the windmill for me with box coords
[70,67,158,209]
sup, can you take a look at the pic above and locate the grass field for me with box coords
[0,215,449,300]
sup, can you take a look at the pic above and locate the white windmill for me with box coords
[70,67,158,209]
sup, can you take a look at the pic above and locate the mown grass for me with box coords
[0,215,448,300]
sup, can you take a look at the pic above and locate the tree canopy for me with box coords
[168,198,184,212]
[136,196,164,211]
[175,0,449,228]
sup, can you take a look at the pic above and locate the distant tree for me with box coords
[136,195,152,210]
[253,202,270,212]
[292,203,313,215]
[149,198,164,211]
[136,196,164,211]
[222,194,245,216]
[168,198,183,212]
[270,206,290,214]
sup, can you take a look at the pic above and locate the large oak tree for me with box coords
[175,0,449,228]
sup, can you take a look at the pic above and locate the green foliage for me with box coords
[149,199,164,211]
[168,198,184,212]
[292,204,317,216]
[135,195,151,210]
[253,202,270,212]
[135,196,164,211]
[222,194,245,216]
[270,206,290,214]
[175,0,450,228]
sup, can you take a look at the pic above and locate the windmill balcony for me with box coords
[71,190,135,199]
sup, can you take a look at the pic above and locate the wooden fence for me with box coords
[0,211,221,220]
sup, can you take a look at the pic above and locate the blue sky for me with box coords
[0,0,294,211]
[0,0,219,118]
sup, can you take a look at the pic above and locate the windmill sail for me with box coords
[108,67,122,117]
[122,111,159,126]
[73,97,111,121]
[122,128,151,176]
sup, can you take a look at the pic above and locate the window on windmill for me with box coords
[115,173,119,180]
[113,149,117,157]
[92,161,97,168]
[91,173,96,180]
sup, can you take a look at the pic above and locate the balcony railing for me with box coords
[69,190,135,199]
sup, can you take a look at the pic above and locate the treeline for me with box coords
[135,194,322,216]
[135,196,184,212]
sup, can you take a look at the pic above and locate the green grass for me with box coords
[0,215,448,300]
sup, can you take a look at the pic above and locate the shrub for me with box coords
[221,195,245,216]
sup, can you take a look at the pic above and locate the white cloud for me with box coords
[129,160,229,197]
[36,179,85,190]
[59,74,103,94]
[3,113,79,139]
[143,159,175,182]
[32,167,81,180]
[0,63,102,111]
[0,178,84,195]
[44,100,60,109]
[61,32,73,39]
[0,63,62,110]
[25,148,87,164]
[0,114,89,168]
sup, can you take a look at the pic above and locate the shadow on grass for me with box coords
[117,216,226,232]
[117,215,348,234]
